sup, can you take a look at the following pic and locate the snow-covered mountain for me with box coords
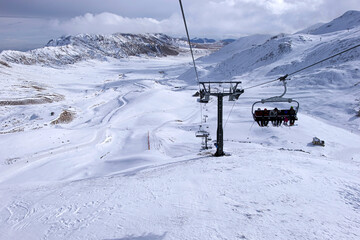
[0,33,197,66]
[0,33,184,66]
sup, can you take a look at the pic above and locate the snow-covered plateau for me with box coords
[0,11,360,240]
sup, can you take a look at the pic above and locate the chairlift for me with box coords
[251,76,299,127]
[195,129,210,138]
[199,89,210,103]
[203,115,208,123]
[195,126,211,149]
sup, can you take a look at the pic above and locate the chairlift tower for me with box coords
[198,81,244,156]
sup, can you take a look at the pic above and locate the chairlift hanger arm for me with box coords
[250,75,288,98]
[275,77,288,98]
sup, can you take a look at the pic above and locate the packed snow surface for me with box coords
[1,11,360,240]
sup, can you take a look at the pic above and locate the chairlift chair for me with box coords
[251,78,299,127]
[195,128,211,149]
[195,129,210,138]
[199,89,210,103]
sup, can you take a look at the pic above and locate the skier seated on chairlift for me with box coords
[289,106,296,126]
[284,116,289,125]
[262,108,269,127]
[269,108,276,125]
[200,89,205,98]
[272,108,282,126]
[255,108,262,126]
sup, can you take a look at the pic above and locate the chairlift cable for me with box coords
[178,0,203,124]
[178,0,200,84]
[224,100,237,129]
[244,78,279,90]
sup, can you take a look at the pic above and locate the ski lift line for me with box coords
[243,42,360,90]
[178,0,200,84]
[224,100,237,129]
[244,78,279,90]
[178,0,203,125]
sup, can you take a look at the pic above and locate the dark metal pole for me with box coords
[215,95,225,156]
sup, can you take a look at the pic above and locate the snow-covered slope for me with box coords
[178,34,271,81]
[295,22,325,34]
[203,33,295,79]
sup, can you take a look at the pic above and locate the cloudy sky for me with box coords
[0,0,359,51]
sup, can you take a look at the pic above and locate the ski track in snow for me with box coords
[0,47,359,238]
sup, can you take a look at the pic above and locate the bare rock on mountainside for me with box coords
[51,110,75,125]
[0,60,10,67]
[0,94,63,106]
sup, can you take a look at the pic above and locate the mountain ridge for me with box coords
[0,33,184,66]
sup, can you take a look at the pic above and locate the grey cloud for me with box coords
[0,17,63,51]
[51,13,182,36]
[0,0,178,19]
